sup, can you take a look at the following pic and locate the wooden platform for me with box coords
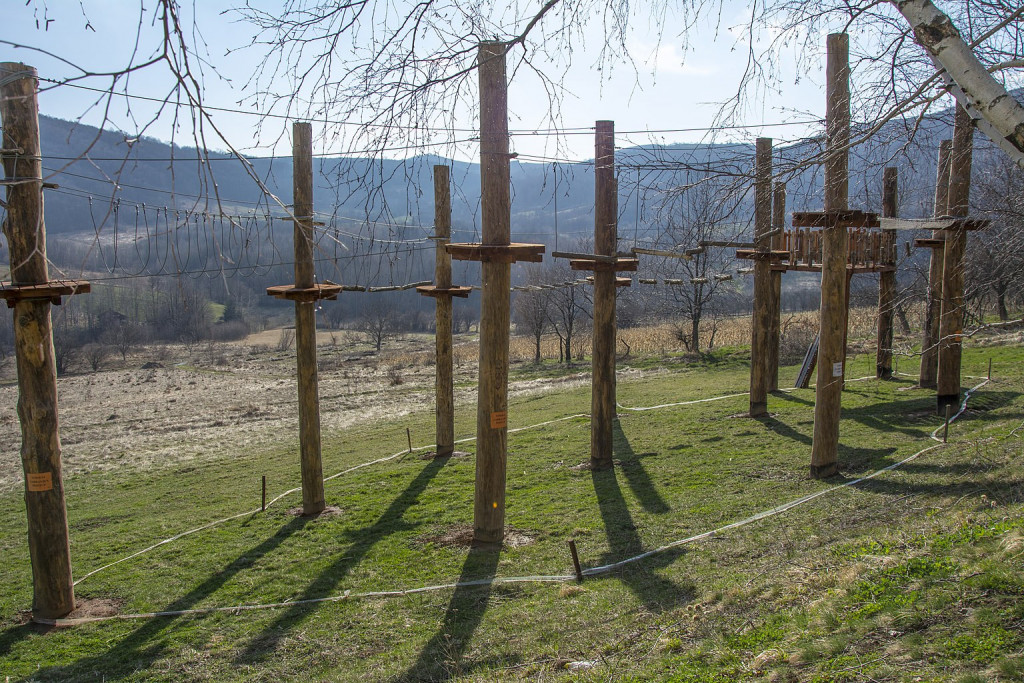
[416,285,473,298]
[0,280,91,307]
[792,210,880,228]
[584,275,632,287]
[266,282,343,302]
[569,257,638,272]
[446,242,545,263]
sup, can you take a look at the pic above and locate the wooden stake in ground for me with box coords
[291,122,326,515]
[591,121,617,469]
[767,181,786,392]
[0,63,75,619]
[937,105,973,415]
[474,41,512,544]
[749,137,773,417]
[876,167,898,379]
[810,34,851,479]
[920,139,952,388]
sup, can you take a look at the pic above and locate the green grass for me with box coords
[0,344,1022,681]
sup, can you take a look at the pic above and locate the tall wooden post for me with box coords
[810,34,850,479]
[474,41,512,544]
[876,167,898,379]
[937,105,973,415]
[591,121,617,469]
[767,182,786,391]
[433,166,455,457]
[0,63,75,619]
[920,139,952,388]
[749,138,773,416]
[292,122,326,515]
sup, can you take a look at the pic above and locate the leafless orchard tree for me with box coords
[967,154,1024,321]
[646,169,747,353]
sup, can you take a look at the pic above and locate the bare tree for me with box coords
[968,154,1024,320]
[651,172,747,353]
[513,268,552,363]
[359,307,396,353]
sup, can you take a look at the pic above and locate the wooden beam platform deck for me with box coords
[569,257,638,272]
[447,242,545,263]
[792,209,880,228]
[266,282,343,302]
[0,279,90,306]
[416,285,473,298]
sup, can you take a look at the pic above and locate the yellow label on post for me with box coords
[27,472,52,492]
[490,411,507,429]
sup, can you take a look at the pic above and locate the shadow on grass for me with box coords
[0,619,48,661]
[754,414,812,446]
[28,515,313,681]
[590,461,693,613]
[394,545,502,681]
[236,456,449,663]
[612,418,670,514]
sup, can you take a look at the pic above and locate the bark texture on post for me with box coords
[0,62,75,619]
[920,139,952,388]
[876,167,898,379]
[433,165,455,458]
[292,122,326,515]
[474,42,511,545]
[749,138,773,416]
[590,121,616,469]
[767,182,785,392]
[810,34,850,479]
[937,105,973,415]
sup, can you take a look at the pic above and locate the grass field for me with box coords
[0,336,1022,681]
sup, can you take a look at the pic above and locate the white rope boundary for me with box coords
[46,378,990,626]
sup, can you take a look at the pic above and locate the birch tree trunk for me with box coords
[893,0,1024,165]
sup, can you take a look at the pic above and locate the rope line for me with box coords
[48,379,992,627]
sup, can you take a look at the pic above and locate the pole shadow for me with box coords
[590,467,693,613]
[394,545,502,681]
[28,515,313,681]
[236,456,449,663]
[612,418,670,514]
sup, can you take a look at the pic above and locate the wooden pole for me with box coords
[292,122,326,515]
[0,62,75,619]
[876,167,898,379]
[767,182,785,392]
[749,138,773,416]
[474,41,511,545]
[591,120,616,469]
[433,165,455,458]
[920,139,952,388]
[937,105,973,415]
[810,34,850,479]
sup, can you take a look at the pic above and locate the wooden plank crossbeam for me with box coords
[631,247,694,260]
[914,238,946,249]
[0,279,90,307]
[735,249,789,260]
[266,282,343,302]
[446,242,545,263]
[880,217,989,231]
[584,275,632,287]
[792,209,879,228]
[416,285,473,298]
[569,257,638,272]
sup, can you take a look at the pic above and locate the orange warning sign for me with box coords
[490,411,507,429]
[27,472,52,492]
